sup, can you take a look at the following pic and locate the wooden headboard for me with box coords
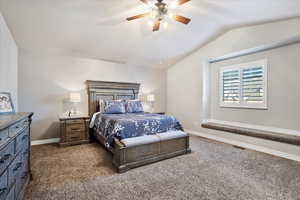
[86,80,140,116]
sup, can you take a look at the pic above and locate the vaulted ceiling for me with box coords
[0,0,300,68]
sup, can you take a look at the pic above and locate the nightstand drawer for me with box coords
[66,124,85,133]
[66,131,84,142]
[66,119,84,124]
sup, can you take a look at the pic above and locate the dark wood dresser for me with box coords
[0,112,33,200]
[59,115,90,147]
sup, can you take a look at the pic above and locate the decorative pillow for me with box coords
[103,100,126,114]
[126,100,144,113]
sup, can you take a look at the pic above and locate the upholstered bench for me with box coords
[156,130,188,141]
[113,131,191,173]
[120,135,160,147]
[120,131,188,147]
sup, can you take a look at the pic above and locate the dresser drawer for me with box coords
[21,147,29,163]
[0,170,8,200]
[0,129,8,147]
[4,184,14,200]
[8,119,29,138]
[16,160,28,196]
[20,159,28,179]
[8,154,22,188]
[0,142,15,175]
[20,148,29,179]
[15,129,29,154]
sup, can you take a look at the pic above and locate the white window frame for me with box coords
[219,59,268,109]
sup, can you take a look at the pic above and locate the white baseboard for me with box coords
[186,129,300,162]
[31,138,60,146]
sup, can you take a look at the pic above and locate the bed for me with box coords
[86,80,191,173]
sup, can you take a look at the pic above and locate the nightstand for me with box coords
[59,115,90,147]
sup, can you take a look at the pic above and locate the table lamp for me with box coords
[69,92,81,116]
[147,94,155,113]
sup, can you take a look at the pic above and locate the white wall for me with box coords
[167,18,300,155]
[0,12,18,110]
[210,43,300,130]
[18,50,166,140]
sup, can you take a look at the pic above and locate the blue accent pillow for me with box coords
[103,100,126,114]
[126,100,144,113]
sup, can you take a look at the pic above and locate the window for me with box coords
[220,59,268,109]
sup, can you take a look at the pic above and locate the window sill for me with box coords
[201,121,300,145]
[220,103,268,110]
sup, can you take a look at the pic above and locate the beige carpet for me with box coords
[25,136,300,200]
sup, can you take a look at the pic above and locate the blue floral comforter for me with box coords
[93,113,183,148]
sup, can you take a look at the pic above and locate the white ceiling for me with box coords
[0,0,300,68]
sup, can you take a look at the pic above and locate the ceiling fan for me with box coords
[126,0,191,32]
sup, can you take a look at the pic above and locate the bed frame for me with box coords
[86,80,191,173]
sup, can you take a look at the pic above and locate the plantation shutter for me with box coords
[222,69,240,103]
[241,66,264,103]
[220,59,267,109]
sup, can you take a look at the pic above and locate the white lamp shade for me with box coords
[147,94,155,102]
[70,93,81,103]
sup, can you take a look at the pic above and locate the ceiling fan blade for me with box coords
[176,0,191,6]
[140,0,149,4]
[153,20,160,32]
[126,13,150,21]
[174,15,191,24]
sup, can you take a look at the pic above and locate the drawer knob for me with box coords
[21,172,28,179]
[4,154,11,160]
[0,187,7,196]
[13,162,22,171]
[22,135,28,141]
[23,149,29,155]
[0,154,10,163]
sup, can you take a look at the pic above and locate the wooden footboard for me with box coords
[112,135,191,173]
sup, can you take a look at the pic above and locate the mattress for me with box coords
[90,112,183,148]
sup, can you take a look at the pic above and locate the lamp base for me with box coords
[67,108,81,117]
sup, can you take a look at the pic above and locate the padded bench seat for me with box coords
[120,131,188,147]
[157,130,188,140]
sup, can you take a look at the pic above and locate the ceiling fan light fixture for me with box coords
[148,20,154,26]
[127,0,191,32]
[170,1,178,9]
[148,2,157,9]
[163,21,168,29]
[151,9,159,18]
[168,12,175,19]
